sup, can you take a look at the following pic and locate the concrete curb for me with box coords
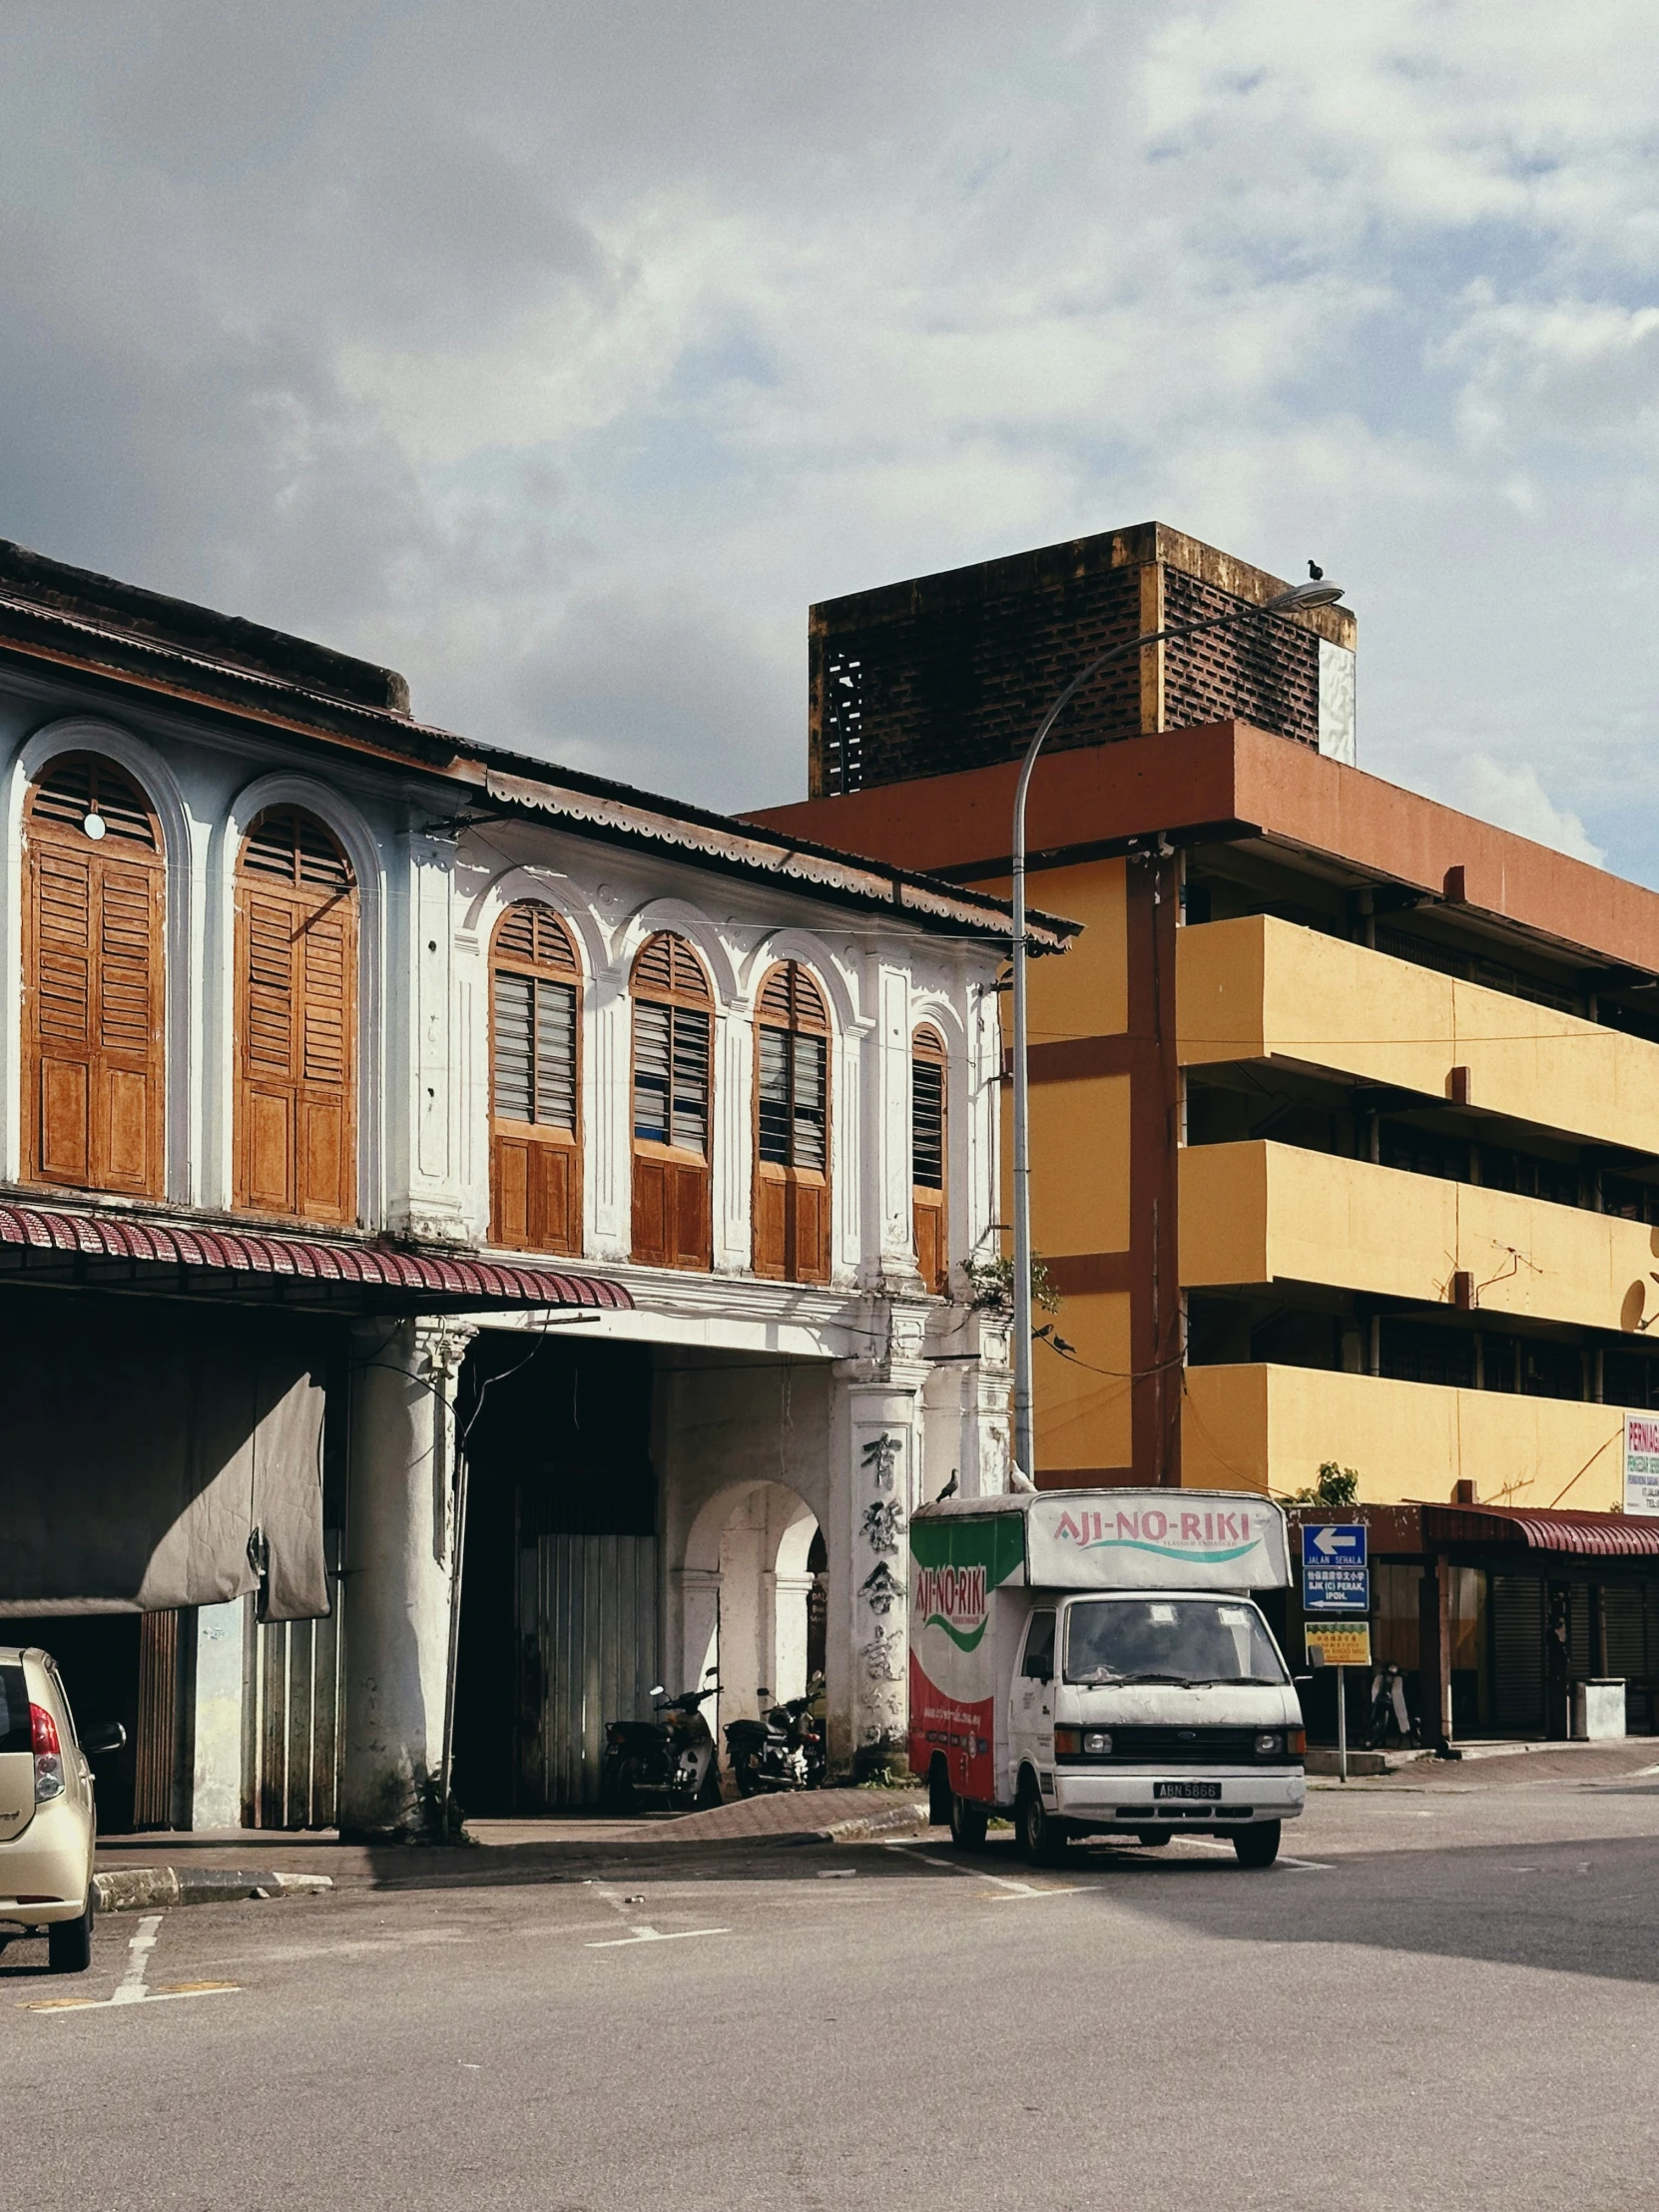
[1305,1749,1424,1778]
[819,1801,930,1844]
[94,1868,333,1914]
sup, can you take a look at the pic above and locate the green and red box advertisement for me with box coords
[907,1508,1026,1803]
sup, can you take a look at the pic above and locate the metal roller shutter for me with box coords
[1492,1575,1545,1734]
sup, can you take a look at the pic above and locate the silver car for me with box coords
[0,1647,124,1973]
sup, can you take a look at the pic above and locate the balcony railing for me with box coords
[1181,1362,1628,1512]
[1177,915,1659,1157]
[1180,1139,1659,1336]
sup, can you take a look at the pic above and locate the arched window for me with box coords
[754,961,830,1284]
[490,900,582,1254]
[911,1024,948,1294]
[630,931,713,1271]
[234,807,357,1225]
[23,754,166,1196]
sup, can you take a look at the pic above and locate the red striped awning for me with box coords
[0,1201,633,1316]
[1421,1502,1659,1559]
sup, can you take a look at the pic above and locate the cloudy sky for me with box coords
[5,4,1658,874]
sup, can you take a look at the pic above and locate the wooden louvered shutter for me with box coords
[630,931,714,1271]
[754,961,830,1284]
[490,901,582,1255]
[24,756,165,1197]
[912,1025,948,1294]
[235,809,356,1225]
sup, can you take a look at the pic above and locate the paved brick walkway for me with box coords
[649,1786,924,1841]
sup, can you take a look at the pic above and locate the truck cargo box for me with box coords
[907,1490,1290,1810]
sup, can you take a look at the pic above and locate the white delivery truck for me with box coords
[907,1487,1305,1868]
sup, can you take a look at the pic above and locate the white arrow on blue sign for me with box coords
[1303,1524,1366,1565]
[1301,1524,1369,1612]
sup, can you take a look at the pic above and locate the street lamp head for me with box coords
[1265,579,1346,612]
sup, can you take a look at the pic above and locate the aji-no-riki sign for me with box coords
[1625,1413,1659,1517]
[1025,1493,1290,1593]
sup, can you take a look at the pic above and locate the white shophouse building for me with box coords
[0,540,1069,1837]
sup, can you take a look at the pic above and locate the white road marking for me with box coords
[584,1880,729,1947]
[585,1927,731,1948]
[26,1985,241,2014]
[892,1848,973,1876]
[978,1872,1082,1899]
[113,1916,162,2004]
[22,1913,242,2014]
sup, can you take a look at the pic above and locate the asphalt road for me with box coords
[11,1770,1659,2212]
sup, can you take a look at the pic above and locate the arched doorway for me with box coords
[680,1479,823,1769]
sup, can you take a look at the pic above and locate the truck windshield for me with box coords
[1063,1598,1288,1687]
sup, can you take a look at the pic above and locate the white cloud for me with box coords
[1,0,1657,865]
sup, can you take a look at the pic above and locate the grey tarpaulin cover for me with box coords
[0,1305,328,1620]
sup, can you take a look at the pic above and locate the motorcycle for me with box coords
[599,1671,724,1814]
[723,1674,828,1797]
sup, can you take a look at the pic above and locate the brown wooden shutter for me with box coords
[912,1024,948,1294]
[489,901,583,1255]
[630,931,714,1271]
[235,810,356,1225]
[754,961,831,1284]
[24,756,165,1197]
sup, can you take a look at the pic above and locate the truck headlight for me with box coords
[1254,1731,1284,1757]
[1084,1731,1112,1755]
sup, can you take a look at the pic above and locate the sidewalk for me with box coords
[1310,1737,1659,1789]
[95,1786,929,1894]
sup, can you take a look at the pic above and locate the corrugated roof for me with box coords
[0,576,1071,951]
[0,1202,633,1317]
[481,767,1073,946]
[1421,1501,1659,1559]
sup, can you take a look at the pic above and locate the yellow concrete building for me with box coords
[755,522,1659,1743]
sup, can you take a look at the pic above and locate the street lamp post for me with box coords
[1008,576,1346,1483]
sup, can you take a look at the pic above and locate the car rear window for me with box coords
[0,1665,31,1754]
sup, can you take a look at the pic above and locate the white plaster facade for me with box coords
[0,599,1036,1833]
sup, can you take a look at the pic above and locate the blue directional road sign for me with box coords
[1301,1522,1370,1612]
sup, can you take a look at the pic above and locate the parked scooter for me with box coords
[599,1670,724,1814]
[723,1674,828,1797]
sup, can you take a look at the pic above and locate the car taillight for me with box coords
[30,1704,64,1803]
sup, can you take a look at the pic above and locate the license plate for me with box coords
[1154,1780,1222,1801]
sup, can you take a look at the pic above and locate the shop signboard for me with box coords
[1305,1620,1372,1669]
[1624,1414,1659,1517]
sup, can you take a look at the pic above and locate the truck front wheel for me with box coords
[948,1792,988,1850]
[1017,1781,1068,1866]
[1233,1820,1281,1869]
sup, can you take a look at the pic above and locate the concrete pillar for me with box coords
[188,1599,246,1831]
[339,1317,475,1842]
[675,1565,721,1708]
[928,1309,1012,1501]
[829,1296,929,1778]
[772,1571,816,1703]
[1417,1554,1453,1751]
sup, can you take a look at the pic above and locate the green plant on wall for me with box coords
[1292,1460,1360,1507]
[958,1252,1061,1318]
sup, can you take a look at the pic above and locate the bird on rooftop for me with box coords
[935,1469,958,1500]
